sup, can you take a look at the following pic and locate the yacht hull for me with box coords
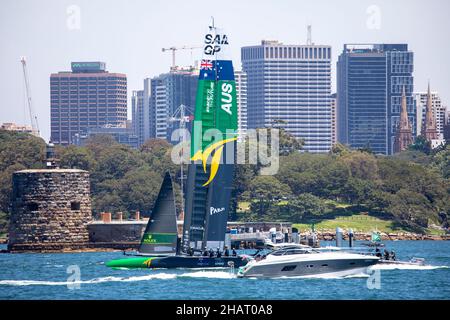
[106,255,249,269]
[238,257,379,278]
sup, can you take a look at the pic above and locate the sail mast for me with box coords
[182,19,238,252]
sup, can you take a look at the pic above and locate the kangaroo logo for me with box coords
[191,137,237,186]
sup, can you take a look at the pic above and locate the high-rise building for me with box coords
[393,87,414,153]
[443,111,450,141]
[235,70,248,140]
[50,62,127,145]
[337,44,415,155]
[414,86,447,139]
[131,78,151,146]
[242,40,332,153]
[330,93,337,147]
[152,70,197,141]
[132,69,198,145]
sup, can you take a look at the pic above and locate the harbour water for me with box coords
[0,241,449,300]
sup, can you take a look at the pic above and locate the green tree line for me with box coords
[0,129,449,235]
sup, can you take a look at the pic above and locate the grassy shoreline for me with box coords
[292,214,446,236]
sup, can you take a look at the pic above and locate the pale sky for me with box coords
[1,0,449,141]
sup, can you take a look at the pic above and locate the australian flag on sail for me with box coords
[199,60,234,81]
[200,59,213,70]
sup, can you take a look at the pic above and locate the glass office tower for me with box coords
[337,44,414,155]
[242,40,332,153]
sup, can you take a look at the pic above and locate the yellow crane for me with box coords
[161,46,201,70]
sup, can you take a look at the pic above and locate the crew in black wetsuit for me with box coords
[203,249,209,257]
[216,248,222,258]
[232,249,237,257]
[209,248,215,258]
[375,248,382,258]
[390,250,396,261]
[224,246,230,257]
[384,249,390,260]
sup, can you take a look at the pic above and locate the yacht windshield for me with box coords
[270,247,317,256]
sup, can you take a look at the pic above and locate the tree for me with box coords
[281,194,328,222]
[341,151,379,180]
[0,130,46,171]
[248,175,292,201]
[117,166,164,216]
[0,131,46,233]
[84,134,120,157]
[58,145,96,171]
[409,135,432,155]
[433,144,450,179]
[387,189,433,233]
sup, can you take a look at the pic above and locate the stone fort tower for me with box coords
[8,169,92,252]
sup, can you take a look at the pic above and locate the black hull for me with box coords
[150,255,248,269]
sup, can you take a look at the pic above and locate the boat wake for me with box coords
[369,264,448,271]
[0,271,236,287]
[179,271,236,279]
[0,273,177,286]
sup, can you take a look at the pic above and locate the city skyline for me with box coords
[1,0,450,141]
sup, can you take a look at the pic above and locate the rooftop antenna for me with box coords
[306,25,312,45]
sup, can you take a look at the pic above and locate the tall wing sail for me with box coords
[139,172,178,255]
[182,23,238,251]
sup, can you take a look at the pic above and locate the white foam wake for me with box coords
[369,264,448,271]
[0,273,177,286]
[0,270,236,287]
[179,271,236,279]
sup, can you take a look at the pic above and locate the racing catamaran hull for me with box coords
[106,255,248,269]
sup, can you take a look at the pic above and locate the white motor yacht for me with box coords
[237,246,379,278]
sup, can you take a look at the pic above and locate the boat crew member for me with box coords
[383,249,390,260]
[209,248,215,258]
[216,247,222,258]
[375,248,382,258]
[390,250,396,261]
[203,249,209,257]
[224,246,230,257]
[232,249,237,257]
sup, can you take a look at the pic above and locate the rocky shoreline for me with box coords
[304,230,450,241]
[1,230,449,253]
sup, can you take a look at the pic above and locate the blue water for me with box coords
[0,241,449,300]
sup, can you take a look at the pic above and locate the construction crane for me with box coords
[169,104,193,217]
[161,46,201,70]
[20,56,40,136]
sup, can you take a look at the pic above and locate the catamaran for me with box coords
[106,20,249,269]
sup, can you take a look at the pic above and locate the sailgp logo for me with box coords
[204,33,228,55]
[210,207,225,215]
[191,137,237,186]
